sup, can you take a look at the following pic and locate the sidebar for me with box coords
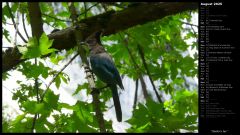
[199,2,239,134]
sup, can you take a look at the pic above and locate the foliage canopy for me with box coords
[2,2,198,133]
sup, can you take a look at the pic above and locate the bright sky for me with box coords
[2,3,198,132]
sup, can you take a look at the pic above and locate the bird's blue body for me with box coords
[90,51,124,89]
[86,31,124,122]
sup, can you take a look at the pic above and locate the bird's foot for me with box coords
[84,66,92,73]
[84,66,95,80]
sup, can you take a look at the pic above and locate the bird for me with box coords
[85,30,124,122]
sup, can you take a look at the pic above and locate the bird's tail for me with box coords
[109,84,122,122]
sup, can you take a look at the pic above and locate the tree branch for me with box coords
[83,2,87,18]
[40,53,79,102]
[79,3,99,17]
[69,3,106,132]
[31,114,37,133]
[181,21,198,27]
[28,2,44,38]
[6,2,27,43]
[120,33,149,99]
[137,44,163,103]
[42,13,71,22]
[181,20,198,38]
[27,2,43,132]
[22,13,30,39]
[133,79,139,109]
[139,75,149,99]
[3,2,198,73]
[2,21,14,25]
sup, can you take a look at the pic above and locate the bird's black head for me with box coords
[85,29,104,48]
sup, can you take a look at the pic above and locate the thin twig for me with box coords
[137,44,163,103]
[42,13,71,22]
[79,3,99,16]
[122,32,162,103]
[22,13,29,39]
[182,11,198,38]
[2,21,14,25]
[119,33,149,99]
[31,114,37,133]
[14,8,19,47]
[6,2,27,43]
[133,79,139,109]
[181,21,198,27]
[139,75,148,99]
[40,53,79,102]
[3,85,28,102]
[190,24,198,38]
[84,2,87,18]
[41,3,98,23]
[3,85,14,94]
[35,60,40,102]
[38,78,48,88]
[100,2,125,9]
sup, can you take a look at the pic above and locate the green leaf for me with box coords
[11,3,19,13]
[58,103,74,110]
[72,83,89,96]
[19,37,41,59]
[127,103,149,127]
[73,101,93,123]
[50,52,65,65]
[2,5,11,20]
[2,72,10,81]
[44,90,59,110]
[56,11,70,18]
[22,101,45,114]
[59,73,69,84]
[55,75,61,89]
[17,46,28,54]
[39,62,49,79]
[10,113,26,125]
[18,33,58,59]
[18,61,49,79]
[3,29,11,42]
[39,33,58,55]
[35,114,50,133]
[145,98,164,117]
[166,34,171,41]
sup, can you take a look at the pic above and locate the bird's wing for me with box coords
[91,53,124,89]
[100,53,124,90]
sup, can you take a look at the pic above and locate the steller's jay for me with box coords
[86,30,124,122]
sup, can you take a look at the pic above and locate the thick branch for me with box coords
[28,2,44,38]
[69,3,106,132]
[28,2,43,133]
[2,2,197,73]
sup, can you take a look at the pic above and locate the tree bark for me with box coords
[2,2,197,73]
